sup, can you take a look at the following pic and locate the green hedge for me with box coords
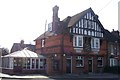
[104,66,120,74]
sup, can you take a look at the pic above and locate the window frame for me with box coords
[73,35,83,47]
[76,56,84,67]
[97,57,103,67]
[41,39,45,47]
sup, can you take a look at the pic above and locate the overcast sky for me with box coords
[0,0,119,50]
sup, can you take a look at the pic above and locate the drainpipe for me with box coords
[61,34,64,74]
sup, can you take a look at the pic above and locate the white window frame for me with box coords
[76,56,84,67]
[81,19,83,28]
[79,21,81,27]
[73,28,75,33]
[48,23,52,31]
[84,20,87,28]
[73,35,83,47]
[84,30,87,35]
[88,31,90,35]
[41,39,45,47]
[97,57,103,67]
[76,28,78,33]
[91,38,100,49]
[110,58,118,67]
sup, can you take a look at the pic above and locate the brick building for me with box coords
[35,5,120,75]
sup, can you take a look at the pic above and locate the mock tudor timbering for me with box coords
[35,6,120,75]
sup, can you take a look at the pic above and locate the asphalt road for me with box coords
[1,78,120,80]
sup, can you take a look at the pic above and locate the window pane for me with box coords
[27,58,30,69]
[36,59,39,69]
[32,59,35,69]
[78,36,83,47]
[97,57,103,67]
[42,39,45,47]
[76,56,84,67]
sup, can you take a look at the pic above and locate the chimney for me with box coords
[52,5,60,33]
[20,40,24,44]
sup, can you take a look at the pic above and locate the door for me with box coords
[66,59,71,73]
[88,59,93,72]
[13,58,22,73]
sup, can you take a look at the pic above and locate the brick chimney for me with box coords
[52,5,60,33]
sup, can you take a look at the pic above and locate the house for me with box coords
[35,5,110,75]
[11,40,35,53]
[104,30,120,67]
[2,40,46,74]
[2,48,46,74]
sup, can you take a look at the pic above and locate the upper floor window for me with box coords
[76,28,78,33]
[91,38,100,49]
[81,19,84,28]
[73,35,83,47]
[88,31,90,35]
[84,20,87,28]
[79,21,81,27]
[84,30,87,35]
[48,23,52,31]
[79,29,83,34]
[76,23,78,27]
[73,28,75,33]
[41,39,45,47]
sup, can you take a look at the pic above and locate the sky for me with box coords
[0,0,119,50]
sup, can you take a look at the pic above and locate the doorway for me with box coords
[13,58,22,73]
[66,58,72,73]
[88,59,93,72]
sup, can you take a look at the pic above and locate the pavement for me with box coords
[0,72,120,79]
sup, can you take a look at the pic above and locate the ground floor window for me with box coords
[110,58,118,67]
[97,57,103,67]
[76,56,84,67]
[22,58,45,70]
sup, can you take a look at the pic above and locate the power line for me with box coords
[97,0,113,13]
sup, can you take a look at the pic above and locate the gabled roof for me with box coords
[11,42,35,53]
[68,8,93,27]
[34,31,55,40]
[103,29,120,42]
[35,7,105,40]
[67,8,104,30]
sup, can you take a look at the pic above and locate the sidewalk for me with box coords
[0,72,120,79]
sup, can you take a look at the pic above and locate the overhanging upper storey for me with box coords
[68,8,104,38]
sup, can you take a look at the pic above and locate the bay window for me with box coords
[91,38,100,49]
[73,35,83,47]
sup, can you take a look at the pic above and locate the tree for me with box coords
[0,48,9,56]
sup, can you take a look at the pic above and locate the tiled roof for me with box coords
[68,8,92,27]
[35,16,71,40]
[103,29,120,42]
[11,43,35,53]
[34,31,55,40]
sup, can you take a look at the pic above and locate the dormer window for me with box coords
[48,23,52,31]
